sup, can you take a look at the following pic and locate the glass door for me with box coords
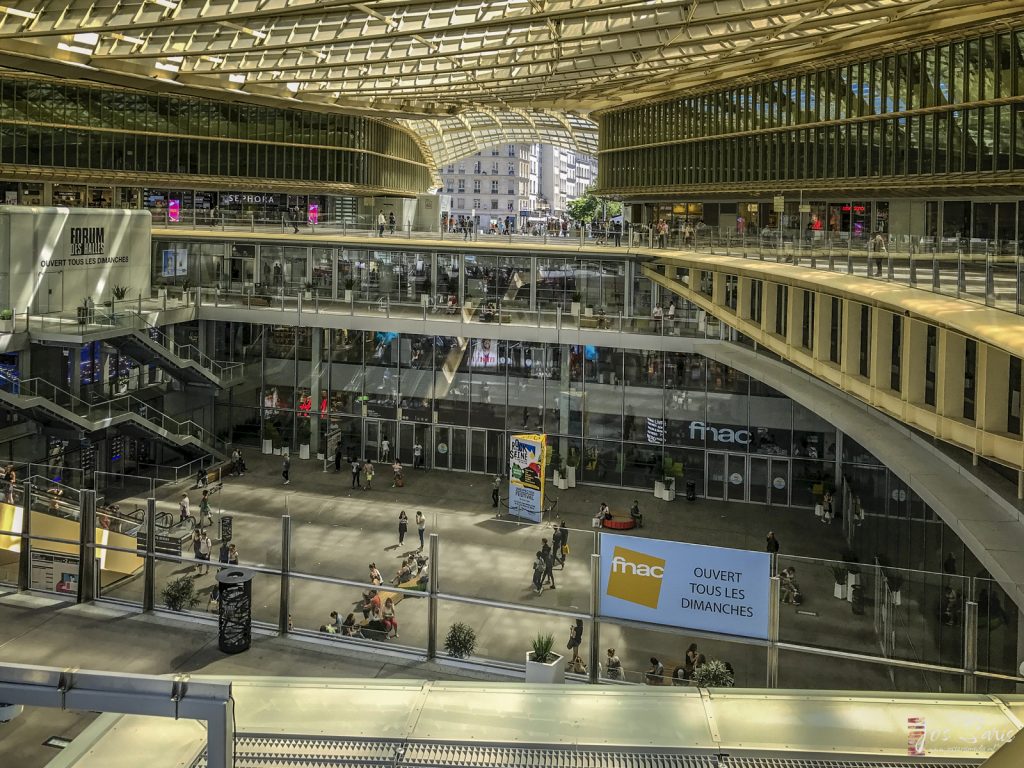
[749,456,769,504]
[363,419,380,463]
[450,427,469,471]
[398,422,417,465]
[706,452,726,499]
[770,458,790,506]
[488,430,505,476]
[433,426,451,470]
[471,429,487,473]
[725,453,746,501]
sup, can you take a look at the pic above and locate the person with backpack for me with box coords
[179,493,191,526]
[198,490,213,528]
[556,520,569,567]
[282,454,290,485]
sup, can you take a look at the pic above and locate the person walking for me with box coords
[282,454,290,485]
[179,493,191,525]
[491,475,501,508]
[198,490,213,528]
[398,510,408,546]
[334,442,342,472]
[363,459,375,490]
[391,459,404,487]
[541,538,556,589]
[388,211,396,235]
[531,550,545,594]
[380,437,391,463]
[871,231,887,275]
[198,529,212,574]
[556,520,569,566]
[766,531,780,554]
[415,510,426,549]
[377,210,387,236]
[413,441,424,469]
[551,523,564,566]
[567,619,583,662]
[191,529,203,571]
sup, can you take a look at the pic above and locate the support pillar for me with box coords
[427,533,439,659]
[77,489,97,603]
[205,698,235,768]
[767,575,780,688]
[279,515,291,634]
[143,498,155,611]
[963,600,978,694]
[17,479,31,590]
[588,552,600,684]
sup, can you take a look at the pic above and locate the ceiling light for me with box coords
[72,32,99,46]
[0,6,37,19]
[286,82,301,93]
[154,61,180,72]
[151,0,179,9]
[229,74,246,84]
[57,43,95,56]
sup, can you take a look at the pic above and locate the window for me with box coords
[964,338,977,420]
[749,279,763,324]
[491,180,499,193]
[456,197,465,208]
[507,202,515,211]
[491,148,500,156]
[925,325,937,407]
[507,187,515,195]
[473,161,482,173]
[491,162,499,173]
[473,198,480,209]
[801,290,815,350]
[473,180,480,193]
[1009,355,1021,435]
[508,162,515,174]
[775,285,788,336]
[508,145,516,157]
[829,297,842,364]
[490,199,499,210]
[890,314,902,392]
[457,180,465,192]
[858,305,870,377]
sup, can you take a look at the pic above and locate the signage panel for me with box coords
[599,533,771,640]
[508,434,546,523]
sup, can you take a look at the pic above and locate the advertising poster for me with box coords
[30,550,80,595]
[508,434,546,523]
[161,249,176,277]
[307,203,319,224]
[599,533,771,640]
[175,247,189,277]
[168,198,180,222]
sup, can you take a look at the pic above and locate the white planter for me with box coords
[525,652,566,684]
[273,447,283,456]
[344,289,353,302]
[0,318,13,333]
[262,439,273,454]
[833,582,848,600]
[891,589,902,606]
[566,466,577,488]
[556,477,569,490]
[570,302,581,316]
[299,444,310,460]
[157,287,168,299]
[303,291,312,301]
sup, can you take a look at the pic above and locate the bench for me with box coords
[358,576,425,639]
[602,515,637,530]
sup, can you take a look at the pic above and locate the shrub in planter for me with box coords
[691,659,734,688]
[161,575,201,612]
[444,622,477,659]
[529,633,555,664]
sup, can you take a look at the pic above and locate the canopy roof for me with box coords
[0,0,1007,167]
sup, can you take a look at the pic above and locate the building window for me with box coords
[490,199,499,210]
[492,162,499,173]
[508,145,516,157]
[491,148,500,156]
[858,305,870,378]
[456,198,465,208]
[508,163,515,175]
[925,325,937,407]
[473,199,480,209]
[457,180,465,192]
[964,338,977,420]
[473,180,481,193]
[508,202,515,211]
[491,180,499,193]
[890,314,902,392]
[473,161,482,173]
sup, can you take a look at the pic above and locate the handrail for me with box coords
[0,372,225,454]
[124,311,243,379]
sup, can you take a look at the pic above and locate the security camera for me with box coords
[0,703,24,723]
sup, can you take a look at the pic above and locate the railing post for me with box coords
[932,254,941,291]
[767,575,780,688]
[78,489,97,603]
[279,514,291,634]
[588,552,600,684]
[17,479,32,590]
[206,698,236,768]
[985,254,995,306]
[963,599,978,693]
[143,497,156,611]
[426,532,439,659]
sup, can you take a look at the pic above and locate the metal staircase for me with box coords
[109,320,244,388]
[0,376,226,459]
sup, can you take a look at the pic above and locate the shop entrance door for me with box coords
[749,456,770,504]
[470,429,487,473]
[724,453,746,501]
[362,419,381,462]
[706,452,726,499]
[450,427,469,471]
[433,426,451,470]
[769,458,790,506]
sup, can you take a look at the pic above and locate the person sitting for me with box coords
[600,501,612,520]
[646,657,665,685]
[629,499,643,528]
[341,612,363,638]
[781,567,801,604]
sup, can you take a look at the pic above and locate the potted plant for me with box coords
[444,621,477,659]
[181,280,192,305]
[111,285,129,306]
[830,565,848,600]
[565,452,579,488]
[525,632,566,684]
[161,575,201,612]
[262,422,279,455]
[0,308,13,333]
[297,419,311,460]
[842,551,861,601]
[570,291,582,316]
[691,658,734,688]
[303,281,313,301]
[344,277,355,302]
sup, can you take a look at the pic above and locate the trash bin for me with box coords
[216,568,252,654]
[219,515,233,542]
[685,480,696,502]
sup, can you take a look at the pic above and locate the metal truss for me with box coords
[0,0,1012,167]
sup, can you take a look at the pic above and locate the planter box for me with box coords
[833,582,848,600]
[273,447,283,456]
[262,439,273,455]
[566,466,576,488]
[303,291,312,301]
[0,318,14,333]
[344,290,353,302]
[847,572,861,602]
[299,444,310,460]
[890,589,902,606]
[570,302,581,316]
[525,652,566,684]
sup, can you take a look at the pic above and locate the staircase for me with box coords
[109,322,243,388]
[0,376,226,459]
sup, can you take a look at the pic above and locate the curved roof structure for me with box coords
[0,0,1007,167]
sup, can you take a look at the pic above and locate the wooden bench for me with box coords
[602,515,637,530]
[358,576,424,639]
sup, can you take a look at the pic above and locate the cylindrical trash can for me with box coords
[216,568,252,654]
[685,480,696,502]
[219,514,233,542]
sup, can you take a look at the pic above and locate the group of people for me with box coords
[645,643,727,685]
[376,210,397,237]
[2,464,16,504]
[530,521,569,594]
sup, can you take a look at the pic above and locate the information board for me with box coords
[508,434,546,523]
[30,551,79,595]
[599,533,771,640]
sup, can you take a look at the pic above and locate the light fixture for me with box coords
[0,6,37,19]
[229,73,246,84]
[151,0,179,9]
[73,32,99,46]
[154,61,180,72]
[57,43,95,56]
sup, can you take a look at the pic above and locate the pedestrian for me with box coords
[282,454,290,485]
[398,510,408,546]
[416,510,426,549]
[388,211,396,235]
[351,457,362,489]
[606,648,622,680]
[822,491,834,524]
[179,493,191,525]
[629,499,643,528]
[684,643,705,679]
[766,531,780,554]
[363,459,375,490]
[541,538,555,588]
[556,520,569,566]
[191,529,202,571]
[491,475,501,508]
[413,441,424,468]
[368,563,383,586]
[391,459,404,488]
[231,448,241,476]
[377,210,386,236]
[871,231,887,275]
[334,442,342,472]
[199,489,213,528]
[198,529,212,574]
[382,596,399,638]
[646,657,665,685]
[219,539,230,563]
[567,619,583,662]
[531,550,545,594]
[380,437,391,463]
[227,543,239,565]
[551,523,564,565]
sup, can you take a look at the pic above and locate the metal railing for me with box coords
[123,310,244,380]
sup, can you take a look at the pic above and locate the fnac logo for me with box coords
[607,546,666,609]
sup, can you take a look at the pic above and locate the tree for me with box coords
[566,189,621,223]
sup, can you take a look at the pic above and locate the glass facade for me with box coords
[0,74,432,193]
[598,27,1024,193]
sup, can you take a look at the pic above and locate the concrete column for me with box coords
[938,332,966,421]
[310,328,324,456]
[839,299,857,376]
[980,345,1009,435]
[763,282,779,337]
[736,277,751,321]
[904,319,928,406]
[870,311,894,394]
[812,293,829,361]
[785,286,800,349]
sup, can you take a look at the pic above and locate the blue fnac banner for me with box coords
[598,533,772,640]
